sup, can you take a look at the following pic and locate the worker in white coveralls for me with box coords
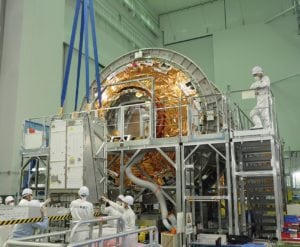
[70,186,94,242]
[19,188,33,206]
[18,188,51,207]
[102,195,137,247]
[249,66,271,129]
[10,198,48,239]
[0,196,15,245]
[101,194,124,227]
[98,194,125,246]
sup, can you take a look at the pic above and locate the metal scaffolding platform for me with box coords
[18,48,285,246]
[231,132,284,239]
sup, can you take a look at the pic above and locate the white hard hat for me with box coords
[124,195,134,205]
[22,188,33,197]
[78,186,89,197]
[5,196,15,205]
[117,194,125,201]
[251,66,263,75]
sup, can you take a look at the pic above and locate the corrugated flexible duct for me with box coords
[125,152,176,230]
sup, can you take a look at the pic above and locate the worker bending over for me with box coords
[10,189,48,239]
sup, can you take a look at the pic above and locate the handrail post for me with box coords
[88,223,93,247]
[149,229,153,244]
[98,220,102,238]
[67,226,158,247]
[154,228,158,243]
[226,85,232,130]
[69,216,125,243]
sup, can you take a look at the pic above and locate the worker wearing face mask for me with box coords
[249,66,271,129]
[102,195,137,247]
[0,196,15,245]
[69,186,94,242]
[5,196,15,206]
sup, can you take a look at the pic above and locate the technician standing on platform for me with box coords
[249,66,271,129]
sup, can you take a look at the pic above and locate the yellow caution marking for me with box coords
[0,212,102,225]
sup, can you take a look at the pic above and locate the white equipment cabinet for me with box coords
[49,119,84,189]
[66,121,84,188]
[49,120,67,189]
[48,117,106,203]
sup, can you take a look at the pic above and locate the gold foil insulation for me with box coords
[93,59,200,187]
[108,151,176,187]
[93,59,197,137]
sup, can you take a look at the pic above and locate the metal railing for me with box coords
[102,92,225,141]
[22,91,228,148]
[5,230,70,246]
[22,112,106,151]
[69,226,159,247]
[22,86,281,146]
[21,85,281,145]
[232,102,253,130]
[228,88,278,133]
[186,94,225,136]
[5,216,159,247]
[103,102,152,140]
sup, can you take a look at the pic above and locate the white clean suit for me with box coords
[250,75,271,128]
[102,205,122,227]
[70,198,94,243]
[107,200,137,247]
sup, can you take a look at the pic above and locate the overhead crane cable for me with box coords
[60,0,102,111]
